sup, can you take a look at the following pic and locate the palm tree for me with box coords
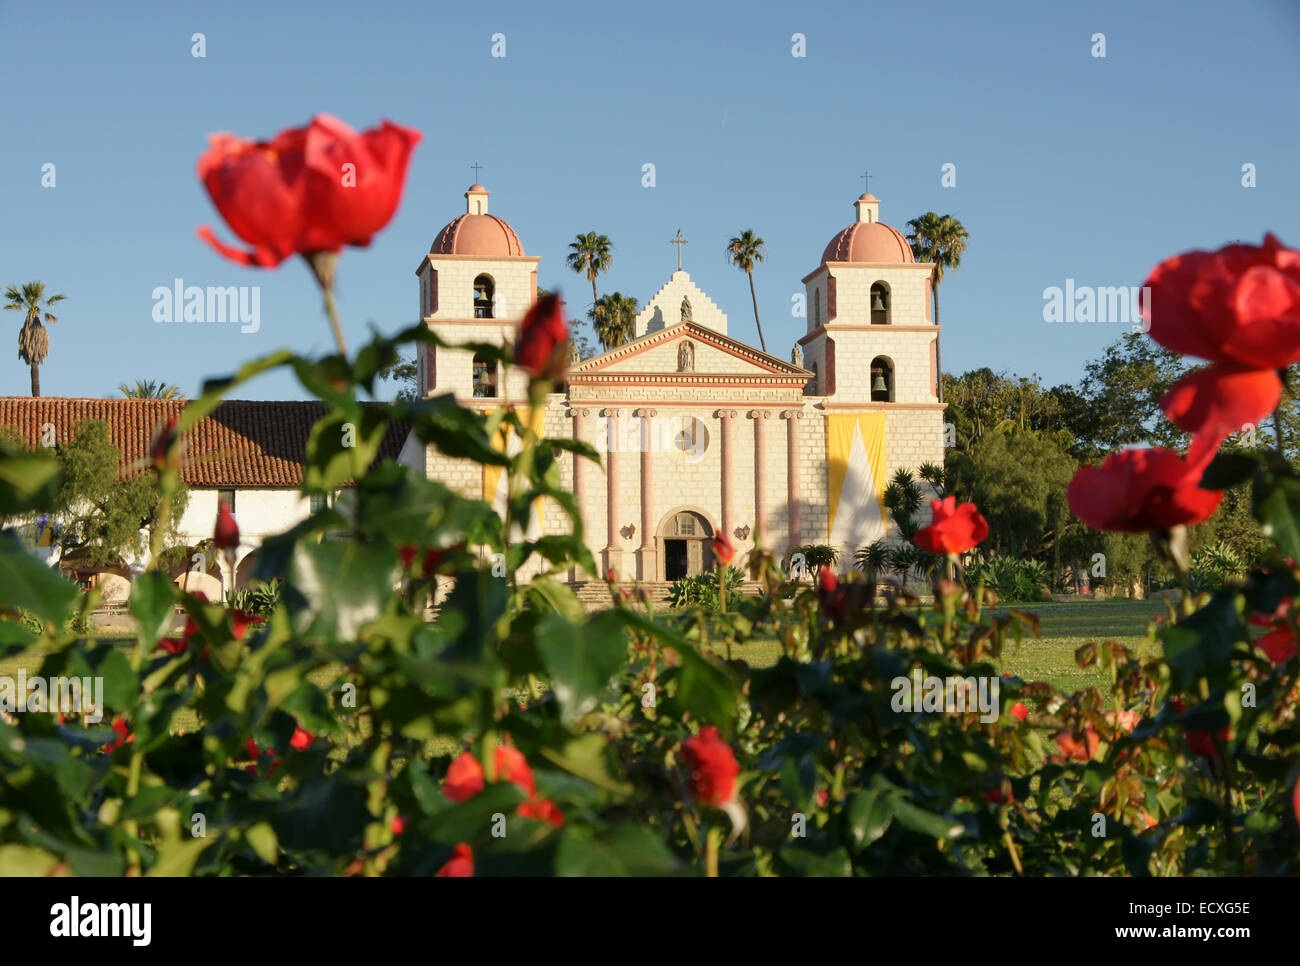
[4,281,65,397]
[905,213,969,404]
[566,233,613,320]
[725,230,768,352]
[118,380,184,399]
[589,293,638,350]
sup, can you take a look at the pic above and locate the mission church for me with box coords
[399,183,946,583]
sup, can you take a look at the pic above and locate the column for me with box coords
[752,410,769,545]
[782,409,803,551]
[718,409,737,544]
[636,408,658,581]
[571,408,588,582]
[602,408,624,578]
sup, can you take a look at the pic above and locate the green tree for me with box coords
[725,230,768,352]
[905,213,969,403]
[1071,331,1187,459]
[4,281,66,397]
[947,429,1077,562]
[379,353,419,401]
[566,232,613,320]
[48,419,189,571]
[589,293,638,350]
[118,380,184,399]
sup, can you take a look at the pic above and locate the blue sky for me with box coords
[1,0,1297,400]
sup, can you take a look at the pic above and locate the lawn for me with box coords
[689,598,1171,695]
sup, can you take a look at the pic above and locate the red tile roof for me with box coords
[0,398,410,487]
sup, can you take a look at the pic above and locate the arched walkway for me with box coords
[655,508,716,581]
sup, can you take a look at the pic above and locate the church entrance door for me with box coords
[656,510,715,582]
[665,540,689,580]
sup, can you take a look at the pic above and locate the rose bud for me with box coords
[913,496,989,556]
[214,499,240,549]
[710,533,735,565]
[514,293,569,380]
[681,725,741,807]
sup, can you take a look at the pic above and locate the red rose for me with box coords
[150,414,181,472]
[214,499,240,549]
[912,496,989,555]
[1067,447,1223,533]
[398,544,444,575]
[1254,626,1299,664]
[1010,702,1029,722]
[442,750,486,802]
[103,716,134,753]
[681,725,740,807]
[436,843,474,877]
[1159,365,1282,467]
[985,785,1014,805]
[710,533,735,565]
[514,293,569,380]
[1142,234,1300,370]
[1171,698,1231,759]
[1054,725,1101,762]
[290,726,314,751]
[492,744,537,798]
[198,114,421,268]
[517,797,565,827]
[390,815,405,836]
[817,567,849,619]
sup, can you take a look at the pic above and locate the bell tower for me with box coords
[798,193,940,406]
[415,184,541,404]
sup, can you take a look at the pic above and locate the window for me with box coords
[870,283,890,325]
[217,489,236,514]
[806,362,819,396]
[310,492,329,514]
[473,275,495,319]
[870,356,894,402]
[813,288,821,325]
[472,354,498,397]
[673,417,709,455]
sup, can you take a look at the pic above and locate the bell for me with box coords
[872,372,888,393]
[871,293,886,312]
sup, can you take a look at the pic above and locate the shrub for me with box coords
[666,566,743,611]
[966,555,1050,602]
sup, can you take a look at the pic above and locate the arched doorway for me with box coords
[657,509,715,581]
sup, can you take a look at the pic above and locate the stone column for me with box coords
[636,408,658,581]
[571,408,588,582]
[751,410,770,545]
[718,409,738,544]
[781,409,803,551]
[602,408,624,578]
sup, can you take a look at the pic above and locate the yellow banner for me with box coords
[826,413,887,550]
[483,407,547,537]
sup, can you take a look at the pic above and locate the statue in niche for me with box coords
[791,344,803,368]
[680,296,693,324]
[677,340,695,372]
[566,339,580,367]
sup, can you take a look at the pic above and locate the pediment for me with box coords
[567,322,810,385]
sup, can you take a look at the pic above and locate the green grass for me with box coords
[686,598,1171,695]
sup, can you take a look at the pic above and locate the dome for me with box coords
[821,194,914,265]
[822,221,913,264]
[430,184,525,257]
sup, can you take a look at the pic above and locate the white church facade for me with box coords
[404,184,946,582]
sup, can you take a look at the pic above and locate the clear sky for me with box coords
[1,0,1297,401]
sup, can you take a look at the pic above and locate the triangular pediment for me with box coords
[567,322,810,384]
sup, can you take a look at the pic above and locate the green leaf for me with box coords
[1254,472,1300,563]
[535,611,627,726]
[1199,450,1259,490]
[285,540,399,641]
[0,844,59,876]
[246,822,279,865]
[0,531,78,624]
[555,825,682,876]
[848,788,894,847]
[129,571,176,651]
[0,442,63,514]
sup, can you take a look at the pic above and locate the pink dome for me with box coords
[821,221,914,265]
[430,214,525,256]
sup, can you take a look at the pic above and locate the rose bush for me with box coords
[0,130,1296,875]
